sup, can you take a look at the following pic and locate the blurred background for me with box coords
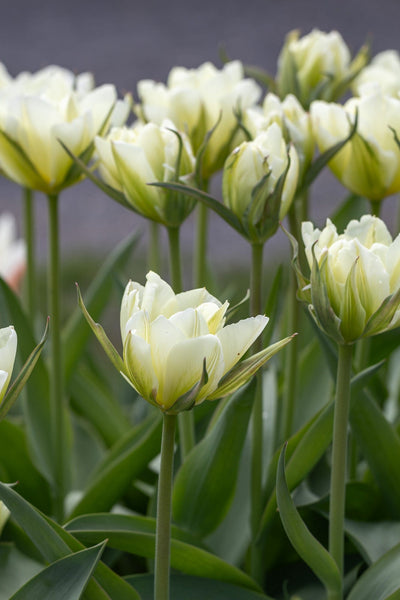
[1,0,400,275]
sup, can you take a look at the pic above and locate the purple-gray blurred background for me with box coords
[1,0,400,271]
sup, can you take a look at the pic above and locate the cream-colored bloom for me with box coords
[0,501,10,535]
[137,60,261,176]
[277,29,366,108]
[120,271,268,411]
[311,89,400,201]
[0,212,25,291]
[0,72,118,193]
[223,123,299,237]
[0,326,17,403]
[245,92,313,176]
[302,215,400,342]
[353,50,400,97]
[95,120,196,226]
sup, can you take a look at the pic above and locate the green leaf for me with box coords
[350,391,400,517]
[0,544,43,600]
[76,284,129,378]
[0,319,49,421]
[127,573,274,599]
[0,421,51,512]
[10,542,106,600]
[276,444,341,597]
[0,482,140,600]
[347,542,400,600]
[172,379,256,537]
[151,181,245,236]
[345,519,400,565]
[63,231,139,383]
[68,412,162,518]
[66,513,262,592]
[0,280,52,484]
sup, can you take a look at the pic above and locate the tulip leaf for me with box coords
[208,335,294,400]
[65,512,262,592]
[276,444,342,597]
[300,109,358,193]
[151,181,245,235]
[172,379,256,537]
[0,279,52,484]
[347,542,400,600]
[127,573,274,600]
[349,390,400,517]
[0,482,140,600]
[0,319,48,422]
[10,542,106,600]
[68,412,162,518]
[345,519,400,565]
[0,544,43,599]
[76,284,129,378]
[59,141,134,210]
[63,231,139,383]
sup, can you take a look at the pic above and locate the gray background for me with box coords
[1,0,400,272]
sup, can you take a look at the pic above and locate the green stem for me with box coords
[250,242,264,580]
[148,221,161,272]
[23,188,36,322]
[329,343,353,585]
[47,194,65,521]
[167,226,195,460]
[280,268,299,442]
[194,201,208,287]
[154,413,177,600]
[369,199,381,218]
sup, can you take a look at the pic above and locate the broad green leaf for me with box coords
[0,279,52,484]
[0,482,140,600]
[347,542,400,600]
[10,542,106,600]
[69,364,130,447]
[68,412,161,518]
[63,231,138,383]
[276,445,341,597]
[345,519,400,565]
[173,380,256,537]
[0,544,43,600]
[0,421,51,512]
[0,319,49,421]
[350,391,400,517]
[127,573,274,599]
[66,513,262,592]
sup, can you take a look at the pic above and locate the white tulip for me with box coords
[353,50,400,97]
[0,212,25,291]
[0,326,17,403]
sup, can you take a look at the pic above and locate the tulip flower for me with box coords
[0,501,9,535]
[222,123,299,243]
[311,88,400,204]
[0,326,17,403]
[0,78,118,193]
[245,92,313,178]
[353,50,400,97]
[276,28,368,109]
[299,215,400,344]
[0,212,26,292]
[94,120,196,227]
[137,60,261,178]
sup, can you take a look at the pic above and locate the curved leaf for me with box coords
[347,542,400,600]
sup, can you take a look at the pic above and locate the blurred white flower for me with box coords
[0,212,25,291]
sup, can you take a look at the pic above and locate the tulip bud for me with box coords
[0,501,10,535]
[353,50,400,97]
[95,120,196,226]
[0,326,17,403]
[222,123,299,243]
[300,215,400,344]
[277,29,368,108]
[137,60,261,177]
[311,88,400,202]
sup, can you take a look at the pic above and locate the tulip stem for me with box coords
[148,221,161,272]
[194,202,208,287]
[47,193,65,521]
[250,242,264,580]
[154,413,176,600]
[329,342,353,586]
[167,226,195,459]
[369,199,381,218]
[23,187,36,324]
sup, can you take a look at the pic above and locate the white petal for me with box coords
[216,315,268,374]
[124,332,158,402]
